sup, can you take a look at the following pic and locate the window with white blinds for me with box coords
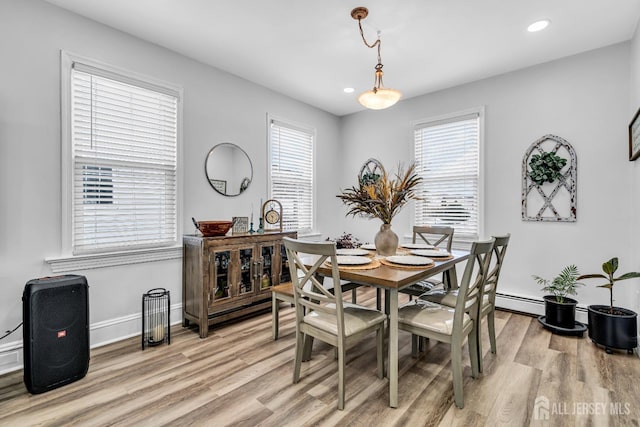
[69,62,179,254]
[414,110,482,241]
[268,118,314,233]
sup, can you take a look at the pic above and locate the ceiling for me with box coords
[44,0,640,116]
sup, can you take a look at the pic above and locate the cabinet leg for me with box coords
[199,325,208,339]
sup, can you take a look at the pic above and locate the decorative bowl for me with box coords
[195,220,233,237]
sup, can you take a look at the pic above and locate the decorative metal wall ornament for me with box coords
[359,158,384,185]
[522,134,577,222]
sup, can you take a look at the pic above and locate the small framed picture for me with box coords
[629,107,640,161]
[232,216,249,234]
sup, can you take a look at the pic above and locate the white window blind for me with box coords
[70,65,178,254]
[414,112,480,240]
[269,118,314,233]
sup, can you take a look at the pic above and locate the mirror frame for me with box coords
[204,143,253,197]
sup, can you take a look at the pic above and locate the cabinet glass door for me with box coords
[238,247,254,295]
[279,243,291,283]
[259,244,275,290]
[211,250,231,303]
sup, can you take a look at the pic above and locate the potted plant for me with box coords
[578,257,640,354]
[336,162,421,256]
[533,265,583,329]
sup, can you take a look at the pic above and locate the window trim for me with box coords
[266,113,316,234]
[411,106,485,245]
[54,50,184,269]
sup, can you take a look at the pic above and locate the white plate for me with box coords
[385,255,433,266]
[360,243,376,250]
[401,243,435,249]
[330,255,372,265]
[336,248,370,256]
[410,249,450,257]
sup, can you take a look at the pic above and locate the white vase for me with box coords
[374,223,398,256]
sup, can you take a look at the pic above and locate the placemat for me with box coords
[379,258,435,270]
[426,254,454,261]
[325,258,381,270]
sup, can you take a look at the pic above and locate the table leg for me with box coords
[445,265,460,290]
[389,289,398,408]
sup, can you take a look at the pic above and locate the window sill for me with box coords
[45,246,182,273]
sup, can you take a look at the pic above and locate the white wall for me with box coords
[0,0,340,372]
[338,43,636,313]
[629,21,640,330]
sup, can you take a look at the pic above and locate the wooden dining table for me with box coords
[303,249,470,408]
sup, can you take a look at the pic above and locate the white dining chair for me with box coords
[283,237,386,410]
[397,238,494,408]
[401,225,455,298]
[419,234,510,372]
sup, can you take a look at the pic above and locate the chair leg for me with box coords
[376,288,382,311]
[272,295,279,340]
[419,336,427,352]
[411,334,420,358]
[488,311,497,354]
[451,341,464,409]
[351,288,357,304]
[293,330,304,383]
[337,344,346,410]
[469,328,480,378]
[302,334,314,362]
[376,325,384,379]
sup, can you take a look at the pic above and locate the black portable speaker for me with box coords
[22,274,90,394]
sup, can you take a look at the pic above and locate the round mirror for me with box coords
[205,143,253,196]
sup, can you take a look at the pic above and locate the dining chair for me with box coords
[400,225,455,298]
[272,276,362,341]
[271,281,294,340]
[397,238,494,408]
[283,237,386,410]
[419,234,510,372]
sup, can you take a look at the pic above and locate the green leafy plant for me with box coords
[533,265,583,303]
[337,162,422,225]
[578,257,640,314]
[529,151,567,185]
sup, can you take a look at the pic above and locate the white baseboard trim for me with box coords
[0,303,183,376]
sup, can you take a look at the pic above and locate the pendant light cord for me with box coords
[356,18,382,65]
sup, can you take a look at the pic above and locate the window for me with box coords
[268,117,314,233]
[413,108,483,242]
[63,53,181,255]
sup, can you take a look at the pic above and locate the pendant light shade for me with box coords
[358,88,402,110]
[351,7,402,110]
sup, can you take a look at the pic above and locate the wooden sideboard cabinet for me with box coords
[182,231,297,338]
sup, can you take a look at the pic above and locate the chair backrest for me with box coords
[283,237,345,337]
[453,239,494,328]
[413,225,454,251]
[483,234,510,306]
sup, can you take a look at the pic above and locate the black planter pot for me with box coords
[587,305,638,354]
[544,295,577,329]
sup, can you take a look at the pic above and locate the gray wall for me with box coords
[339,43,637,314]
[0,0,341,372]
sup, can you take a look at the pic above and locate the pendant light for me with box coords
[351,7,402,110]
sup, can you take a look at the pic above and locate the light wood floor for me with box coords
[1,288,638,426]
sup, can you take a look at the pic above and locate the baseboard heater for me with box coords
[495,292,588,323]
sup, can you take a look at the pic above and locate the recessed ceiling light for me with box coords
[527,19,550,32]
[343,87,355,93]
